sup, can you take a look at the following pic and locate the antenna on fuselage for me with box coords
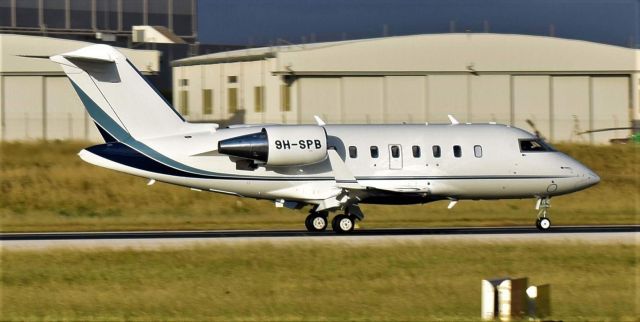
[447,114,460,125]
[526,119,542,138]
[313,115,326,126]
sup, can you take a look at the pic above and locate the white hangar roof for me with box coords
[172,33,640,75]
[0,34,161,75]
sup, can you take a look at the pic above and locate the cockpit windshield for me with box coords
[519,138,556,152]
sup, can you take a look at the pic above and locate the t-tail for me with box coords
[50,44,195,143]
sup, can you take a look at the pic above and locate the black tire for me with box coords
[331,215,340,230]
[535,218,541,230]
[332,214,354,233]
[305,213,327,232]
[538,218,551,231]
[304,215,314,231]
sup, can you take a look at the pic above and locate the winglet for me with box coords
[447,114,459,125]
[313,115,326,126]
[327,149,362,189]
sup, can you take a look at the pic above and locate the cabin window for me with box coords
[412,145,421,158]
[432,145,441,158]
[348,146,358,158]
[391,146,400,158]
[370,146,379,158]
[179,79,188,86]
[228,76,238,83]
[519,139,556,152]
[474,145,483,158]
[453,145,462,158]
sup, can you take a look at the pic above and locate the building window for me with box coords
[348,146,358,158]
[179,79,188,86]
[203,89,213,115]
[280,85,291,112]
[228,76,238,83]
[412,145,421,158]
[254,86,264,113]
[474,145,483,158]
[453,145,462,158]
[370,146,379,158]
[227,88,238,113]
[391,145,400,158]
[432,145,441,158]
[179,90,188,115]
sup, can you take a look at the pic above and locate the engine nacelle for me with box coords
[217,125,327,166]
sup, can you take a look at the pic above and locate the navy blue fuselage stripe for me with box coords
[94,122,117,143]
[69,80,227,177]
[87,143,211,179]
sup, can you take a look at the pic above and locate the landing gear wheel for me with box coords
[537,217,551,231]
[304,213,327,232]
[332,214,354,233]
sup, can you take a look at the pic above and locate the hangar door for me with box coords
[342,77,384,123]
[551,76,590,142]
[591,77,629,144]
[2,76,99,141]
[2,76,44,140]
[299,78,341,124]
[45,76,96,141]
[512,76,551,139]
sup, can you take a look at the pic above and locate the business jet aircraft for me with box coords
[50,45,600,233]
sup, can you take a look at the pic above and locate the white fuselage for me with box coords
[80,123,600,207]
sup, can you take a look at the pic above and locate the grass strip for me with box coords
[1,241,638,321]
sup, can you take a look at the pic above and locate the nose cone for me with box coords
[576,165,600,190]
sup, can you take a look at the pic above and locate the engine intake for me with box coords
[218,126,327,166]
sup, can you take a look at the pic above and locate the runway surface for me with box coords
[1,225,637,250]
[2,225,638,240]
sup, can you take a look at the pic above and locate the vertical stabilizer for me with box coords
[50,44,185,141]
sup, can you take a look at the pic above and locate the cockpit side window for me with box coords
[519,138,556,152]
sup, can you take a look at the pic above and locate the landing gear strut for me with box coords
[304,211,328,232]
[535,197,552,231]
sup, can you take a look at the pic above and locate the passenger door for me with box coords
[388,144,403,170]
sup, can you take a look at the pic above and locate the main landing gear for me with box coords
[305,206,362,233]
[535,197,552,231]
[304,211,328,232]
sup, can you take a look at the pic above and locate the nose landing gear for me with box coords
[535,197,552,231]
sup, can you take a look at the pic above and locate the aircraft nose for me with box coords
[577,165,600,189]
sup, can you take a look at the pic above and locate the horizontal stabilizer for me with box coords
[60,45,116,63]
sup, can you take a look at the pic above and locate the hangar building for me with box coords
[172,33,639,144]
[0,34,160,141]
